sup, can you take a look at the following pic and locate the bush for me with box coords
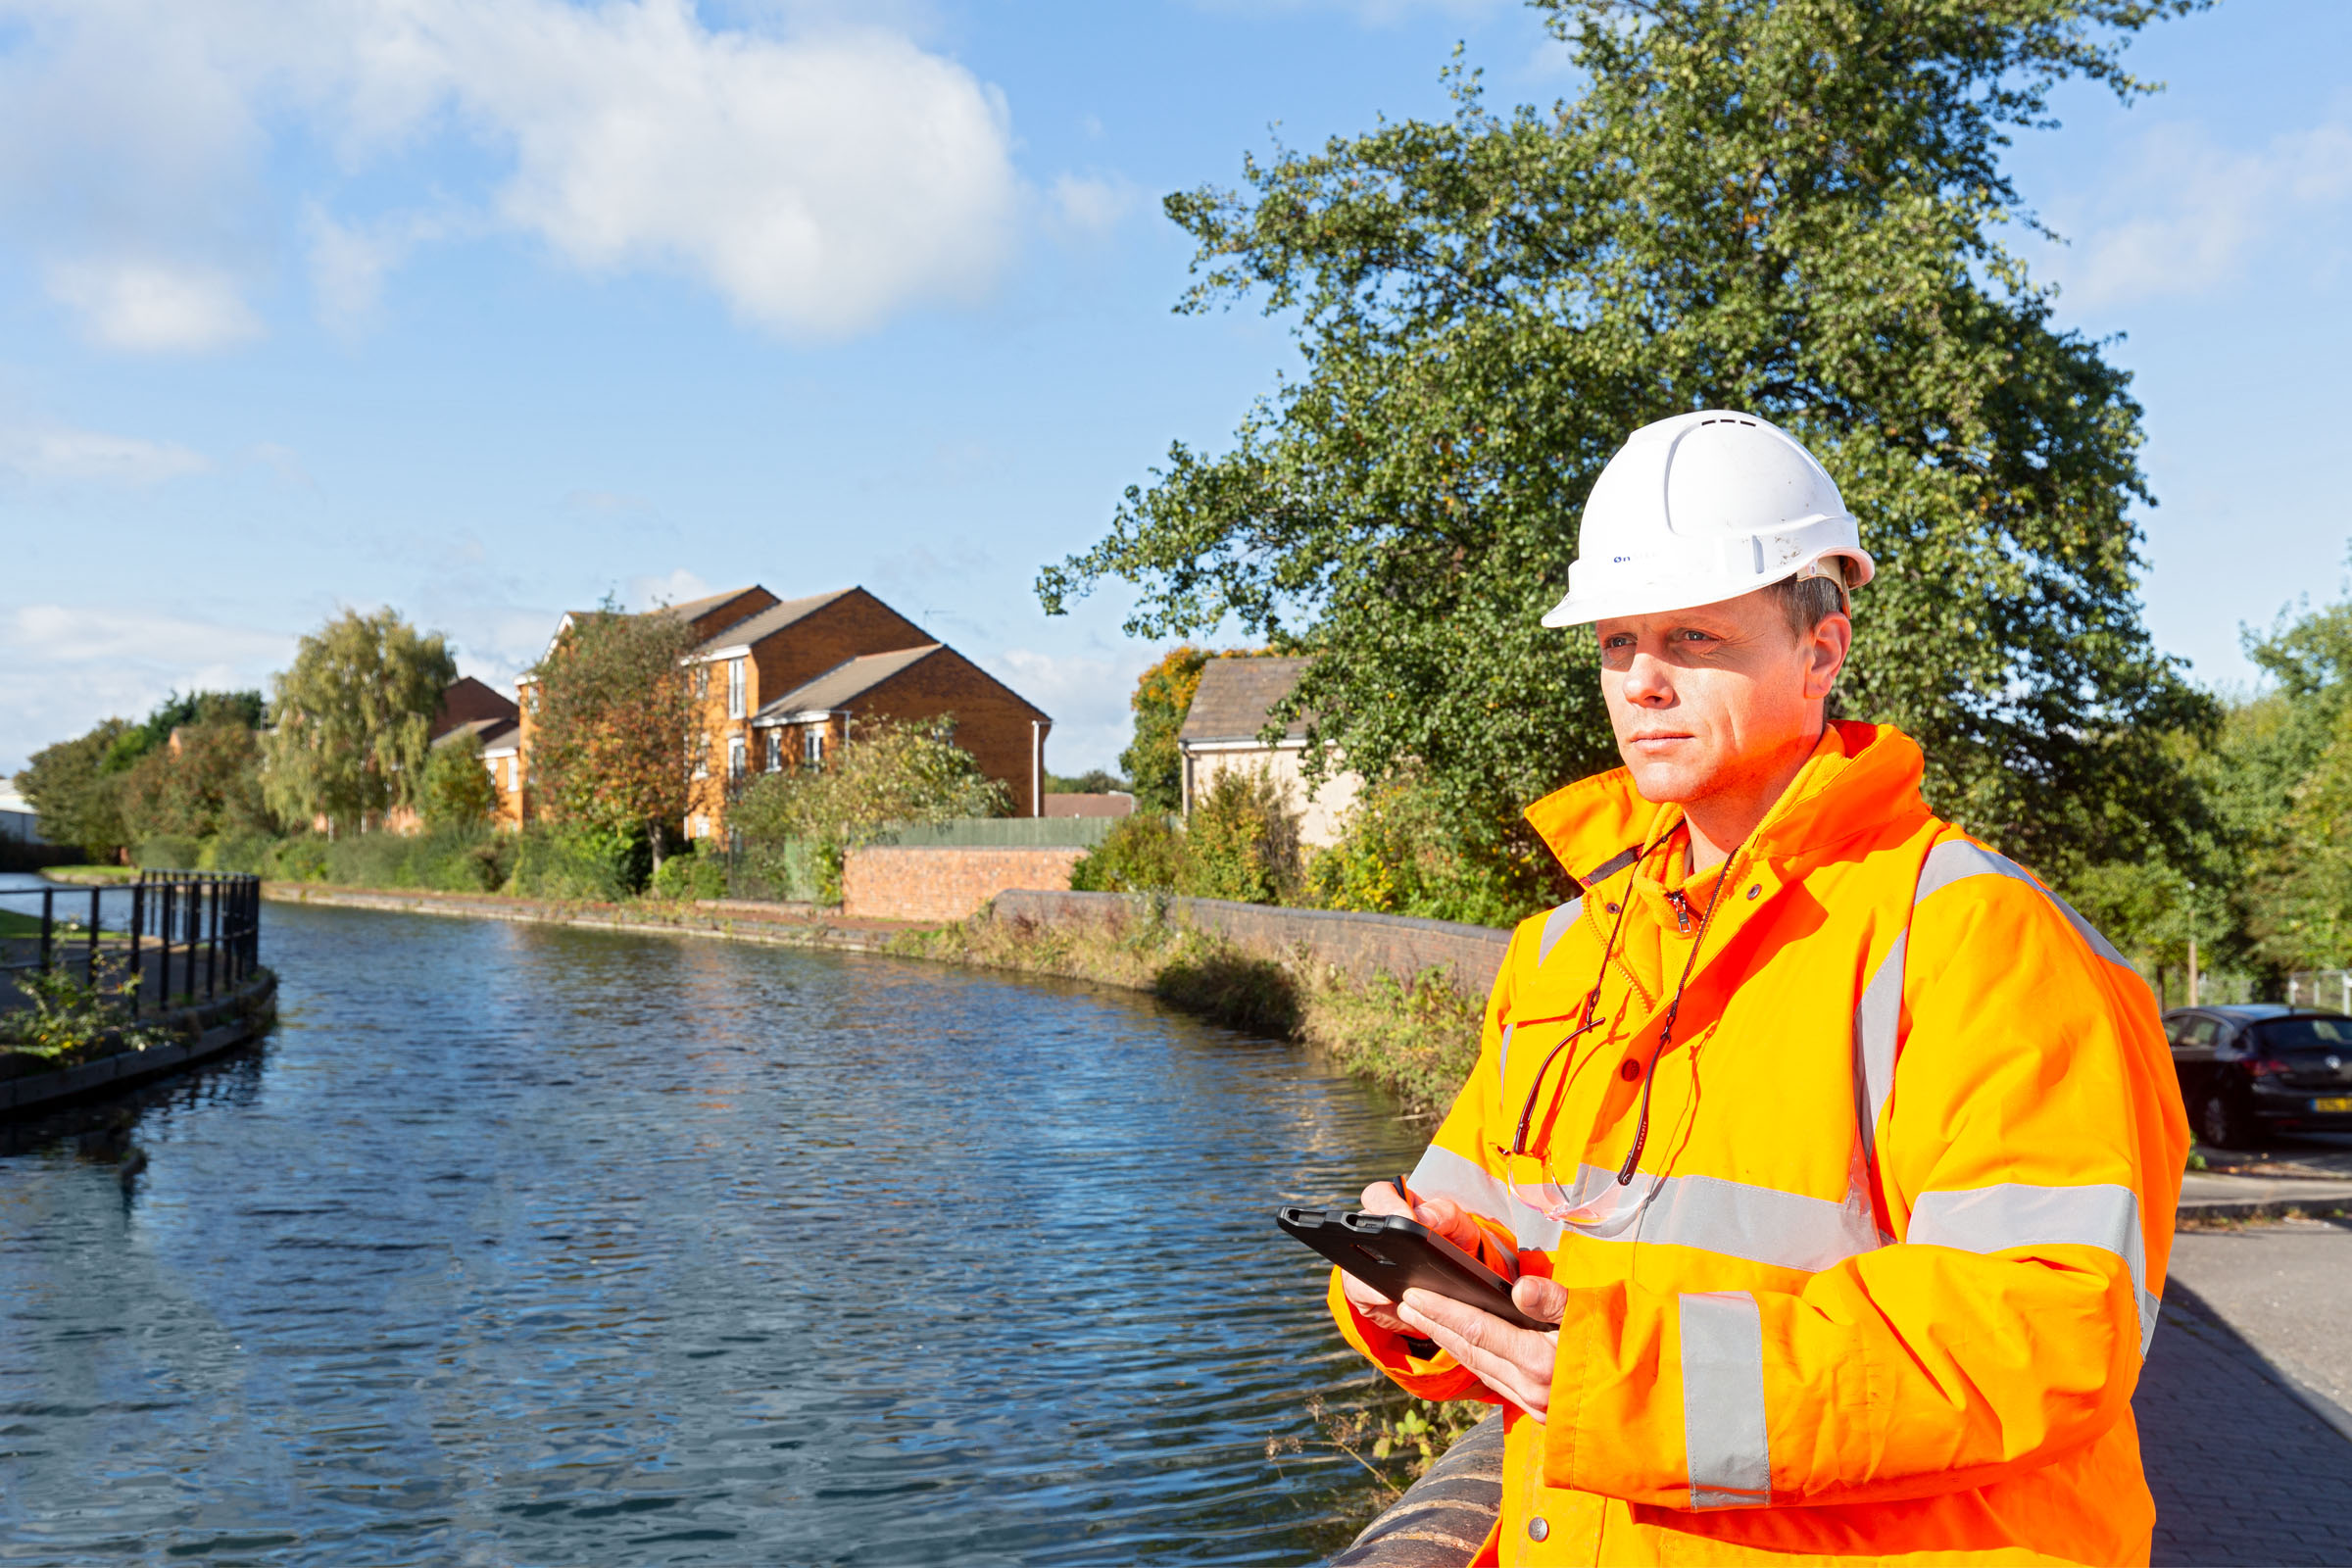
[1070,814,1188,893]
[1179,767,1299,905]
[202,830,278,875]
[513,824,648,901]
[314,827,510,892]
[267,835,330,882]
[651,843,727,902]
[1305,774,1544,928]
[133,834,205,870]
[729,837,826,903]
[419,730,501,829]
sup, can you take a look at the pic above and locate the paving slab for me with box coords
[2142,1283,2352,1565]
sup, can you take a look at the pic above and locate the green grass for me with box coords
[0,909,44,938]
[41,865,136,884]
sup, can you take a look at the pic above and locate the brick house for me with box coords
[512,584,1052,841]
[1175,656,1361,850]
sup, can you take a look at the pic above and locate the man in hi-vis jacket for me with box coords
[1332,411,2187,1566]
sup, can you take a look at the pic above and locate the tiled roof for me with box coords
[663,586,766,623]
[693,588,856,655]
[750,645,940,722]
[433,716,519,753]
[1177,656,1315,745]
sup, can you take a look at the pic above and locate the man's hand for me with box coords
[1397,1276,1570,1420]
[1335,1181,1494,1337]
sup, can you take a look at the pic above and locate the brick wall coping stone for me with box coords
[988,888,1515,996]
[262,883,921,954]
[0,969,277,1116]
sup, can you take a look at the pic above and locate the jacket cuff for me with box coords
[1328,1267,1461,1380]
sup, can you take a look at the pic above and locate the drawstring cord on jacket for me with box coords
[1613,838,1747,1187]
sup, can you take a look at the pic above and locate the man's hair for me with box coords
[1766,567,1850,639]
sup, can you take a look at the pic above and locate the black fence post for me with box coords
[129,876,144,1013]
[38,886,53,975]
[86,885,100,989]
[204,877,219,999]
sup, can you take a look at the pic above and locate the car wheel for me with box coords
[2198,1087,2258,1151]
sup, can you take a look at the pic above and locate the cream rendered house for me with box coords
[1175,656,1360,850]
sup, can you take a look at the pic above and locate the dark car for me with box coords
[2164,1004,2352,1149]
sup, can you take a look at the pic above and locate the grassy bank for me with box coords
[891,901,1484,1119]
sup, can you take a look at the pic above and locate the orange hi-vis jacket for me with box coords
[1331,721,2188,1566]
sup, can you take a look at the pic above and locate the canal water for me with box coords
[0,901,1428,1565]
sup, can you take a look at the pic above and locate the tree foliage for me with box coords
[1042,0,2210,897]
[1120,647,1210,812]
[527,599,700,868]
[120,720,275,844]
[419,731,502,831]
[16,720,131,860]
[263,610,455,836]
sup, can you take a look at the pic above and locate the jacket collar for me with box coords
[1524,720,1932,890]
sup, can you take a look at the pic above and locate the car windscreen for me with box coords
[2250,1016,2352,1051]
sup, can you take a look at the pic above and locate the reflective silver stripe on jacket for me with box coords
[1908,1182,2161,1355]
[1851,837,2136,1157]
[1538,897,1584,967]
[1681,1291,1772,1509]
[1914,839,2130,968]
[1406,1145,1880,1273]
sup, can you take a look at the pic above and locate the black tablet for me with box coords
[1276,1205,1548,1332]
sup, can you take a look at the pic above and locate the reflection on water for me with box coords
[0,902,1427,1565]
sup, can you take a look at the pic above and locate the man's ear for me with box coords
[1803,612,1852,702]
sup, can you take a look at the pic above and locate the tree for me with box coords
[731,715,1009,901]
[119,720,274,844]
[1041,0,2210,906]
[419,731,502,830]
[1120,647,1209,812]
[16,720,131,860]
[263,610,455,836]
[526,598,700,870]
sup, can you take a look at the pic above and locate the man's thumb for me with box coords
[1512,1274,1569,1325]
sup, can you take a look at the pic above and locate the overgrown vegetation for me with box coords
[894,902,1484,1115]
[1,961,168,1060]
[1071,768,1304,904]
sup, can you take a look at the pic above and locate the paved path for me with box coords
[2142,1213,2352,1566]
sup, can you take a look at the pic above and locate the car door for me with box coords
[2169,1014,2222,1102]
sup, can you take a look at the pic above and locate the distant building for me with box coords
[1175,656,1360,850]
[431,676,520,741]
[507,584,1053,842]
[0,786,44,844]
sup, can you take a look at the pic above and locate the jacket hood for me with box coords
[1524,720,1932,888]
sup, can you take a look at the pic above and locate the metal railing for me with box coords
[0,871,262,1013]
[2287,969,2352,1013]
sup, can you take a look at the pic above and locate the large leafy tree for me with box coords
[120,720,275,843]
[1120,647,1209,812]
[16,720,131,860]
[263,610,456,836]
[1041,0,2210,901]
[527,599,701,870]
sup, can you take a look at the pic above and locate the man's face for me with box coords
[1594,588,1848,805]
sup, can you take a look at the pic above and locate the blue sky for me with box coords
[2,0,2345,778]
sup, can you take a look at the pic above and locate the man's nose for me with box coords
[1619,650,1675,707]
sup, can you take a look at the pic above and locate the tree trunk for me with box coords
[649,820,666,874]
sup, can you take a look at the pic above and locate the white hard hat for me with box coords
[1540,410,1875,628]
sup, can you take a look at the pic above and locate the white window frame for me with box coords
[726,658,746,719]
[804,725,826,768]
[766,731,784,772]
[727,734,746,779]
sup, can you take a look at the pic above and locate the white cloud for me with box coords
[627,567,716,610]
[0,0,1025,346]
[0,603,295,774]
[2053,118,2352,308]
[1051,172,1137,236]
[43,259,262,352]
[0,422,209,484]
[985,645,1164,776]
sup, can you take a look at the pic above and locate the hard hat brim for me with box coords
[1540,547,1876,628]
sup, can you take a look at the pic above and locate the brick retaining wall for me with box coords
[989,889,1514,996]
[843,847,1089,923]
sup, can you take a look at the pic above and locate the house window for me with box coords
[727,734,746,779]
[804,726,826,768]
[693,736,709,779]
[766,731,783,772]
[726,658,746,719]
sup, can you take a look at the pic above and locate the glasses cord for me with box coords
[1614,840,1745,1187]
